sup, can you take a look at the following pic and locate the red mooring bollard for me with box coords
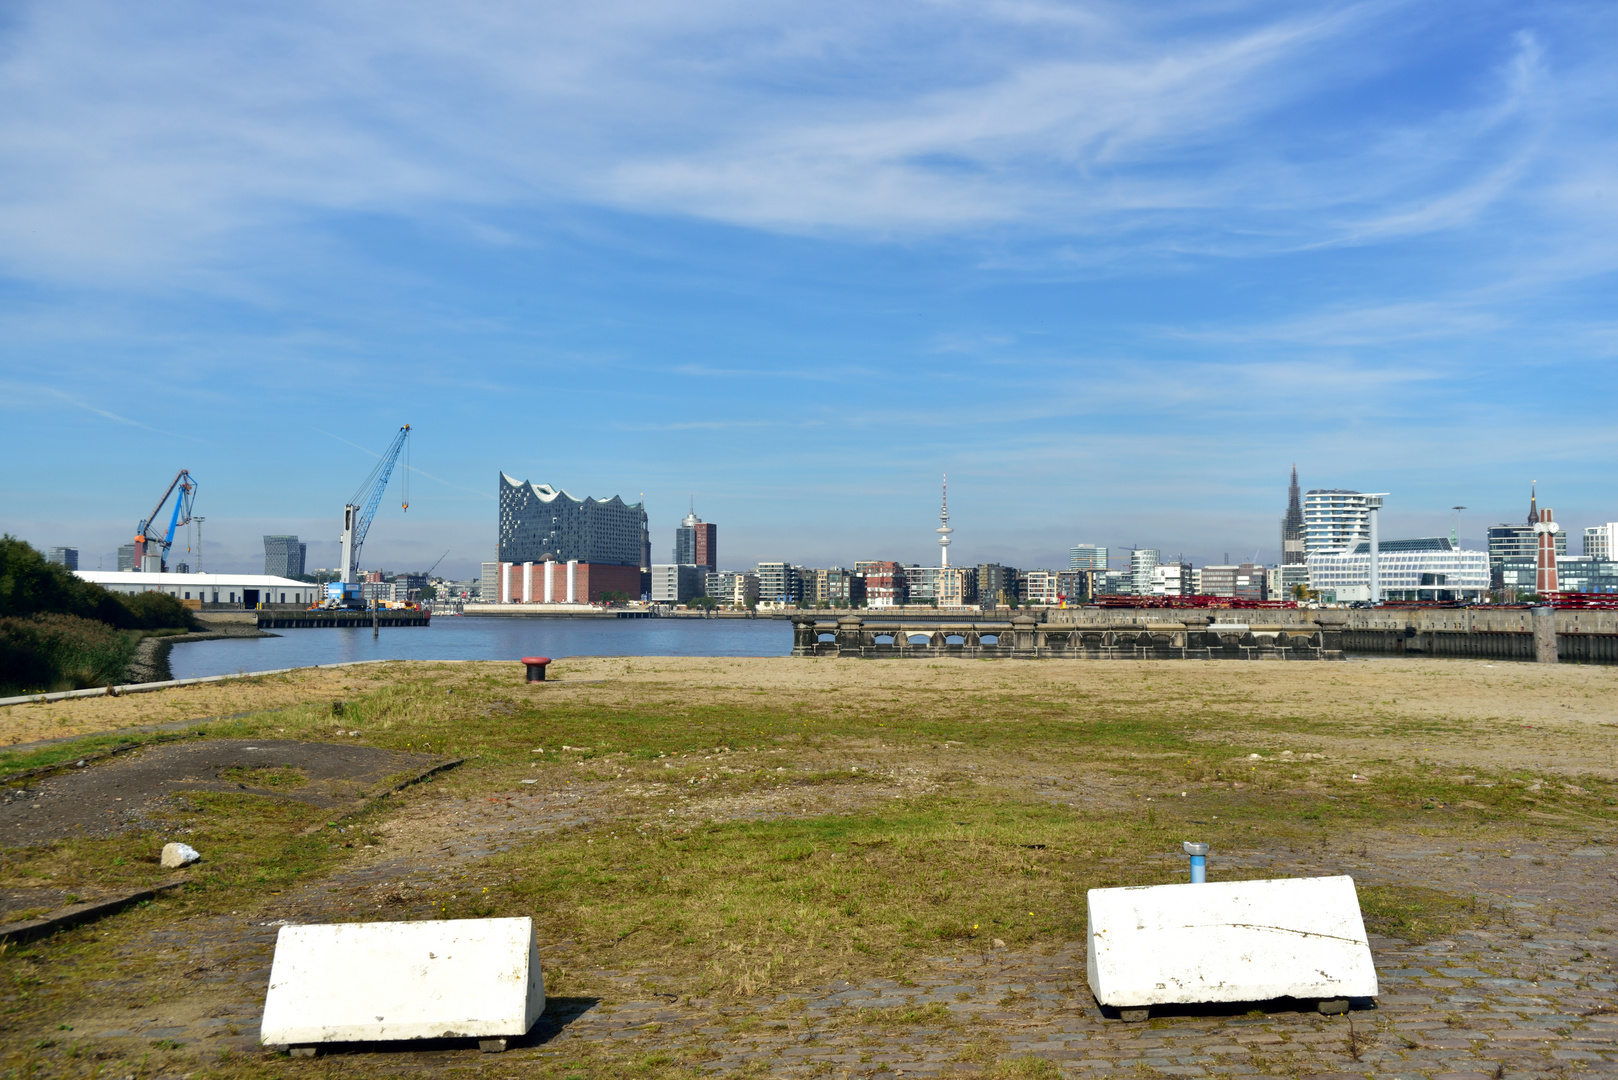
[521,656,552,682]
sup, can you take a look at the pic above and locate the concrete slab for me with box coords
[260,916,544,1046]
[1086,875,1378,1008]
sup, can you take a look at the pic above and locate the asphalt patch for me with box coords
[0,739,447,845]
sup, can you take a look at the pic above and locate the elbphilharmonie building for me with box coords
[496,473,649,568]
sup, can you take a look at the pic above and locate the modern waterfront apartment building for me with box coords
[1303,490,1374,555]
[756,562,802,607]
[1022,570,1059,606]
[1129,549,1160,596]
[652,564,705,604]
[705,570,760,608]
[858,561,908,608]
[977,563,1017,606]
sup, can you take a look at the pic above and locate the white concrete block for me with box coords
[260,917,544,1046]
[1087,875,1378,1008]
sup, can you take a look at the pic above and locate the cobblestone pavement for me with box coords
[53,775,1618,1079]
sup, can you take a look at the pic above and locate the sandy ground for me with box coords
[538,655,1618,779]
[7,655,1618,777]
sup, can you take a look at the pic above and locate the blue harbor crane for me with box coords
[336,426,411,599]
[132,469,198,571]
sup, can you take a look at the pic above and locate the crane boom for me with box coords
[133,470,197,570]
[339,425,410,584]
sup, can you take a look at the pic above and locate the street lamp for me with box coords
[1450,506,1466,549]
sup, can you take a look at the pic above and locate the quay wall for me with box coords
[795,607,1618,664]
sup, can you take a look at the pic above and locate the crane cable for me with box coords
[403,428,410,512]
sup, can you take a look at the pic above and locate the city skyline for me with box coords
[11,465,1618,579]
[3,2,1616,574]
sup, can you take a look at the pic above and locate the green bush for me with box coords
[0,613,139,694]
[0,536,189,630]
[116,589,190,630]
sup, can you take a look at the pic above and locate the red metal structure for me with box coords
[1092,595,1299,610]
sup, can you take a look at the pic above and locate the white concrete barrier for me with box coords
[1087,876,1377,1011]
[260,917,544,1047]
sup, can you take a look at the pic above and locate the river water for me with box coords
[167,616,793,679]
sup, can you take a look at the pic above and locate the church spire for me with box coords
[1528,481,1538,526]
[1281,464,1305,565]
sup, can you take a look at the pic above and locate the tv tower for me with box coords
[937,474,953,568]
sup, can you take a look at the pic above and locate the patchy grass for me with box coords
[2,656,1617,1079]
[0,790,383,905]
[1359,884,1506,944]
[0,731,201,783]
[217,765,308,790]
[478,801,1154,997]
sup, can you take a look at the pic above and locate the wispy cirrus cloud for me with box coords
[0,0,1594,286]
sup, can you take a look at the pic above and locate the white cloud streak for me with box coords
[0,0,1605,288]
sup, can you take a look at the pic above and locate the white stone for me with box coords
[260,917,545,1045]
[1086,875,1378,1008]
[160,842,201,868]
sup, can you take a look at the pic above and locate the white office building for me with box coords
[1069,544,1108,571]
[1267,564,1310,601]
[1306,538,1487,603]
[1586,523,1618,560]
[76,570,322,607]
[1129,549,1160,595]
[651,564,704,604]
[1151,563,1192,596]
[1304,489,1375,555]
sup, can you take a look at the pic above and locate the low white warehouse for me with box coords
[75,570,322,608]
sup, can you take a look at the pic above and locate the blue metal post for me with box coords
[1183,841,1209,883]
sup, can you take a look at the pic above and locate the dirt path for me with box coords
[0,740,445,846]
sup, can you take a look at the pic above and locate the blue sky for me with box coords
[2,0,1615,578]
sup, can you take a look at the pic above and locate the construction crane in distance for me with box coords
[336,425,411,599]
[132,469,198,571]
